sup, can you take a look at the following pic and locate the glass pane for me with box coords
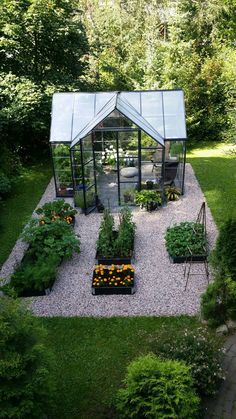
[82,134,93,164]
[145,117,164,137]
[163,90,185,115]
[164,115,187,139]
[120,183,137,206]
[95,92,115,114]
[72,94,94,139]
[83,160,95,188]
[120,92,141,113]
[50,93,73,142]
[141,161,161,187]
[141,92,163,117]
[120,159,139,182]
[51,143,73,196]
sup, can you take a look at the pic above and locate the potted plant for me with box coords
[165,221,207,263]
[164,186,181,202]
[96,208,135,264]
[92,264,135,295]
[135,190,162,211]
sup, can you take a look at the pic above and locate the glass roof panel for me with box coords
[164,115,187,139]
[163,90,185,115]
[145,117,164,137]
[71,94,117,147]
[120,92,141,113]
[163,91,187,138]
[95,92,115,114]
[141,91,163,117]
[117,96,164,146]
[72,94,95,139]
[50,93,74,142]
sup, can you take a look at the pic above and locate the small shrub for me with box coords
[0,171,11,197]
[135,190,162,209]
[116,354,200,419]
[201,277,236,327]
[0,297,54,418]
[164,186,181,201]
[211,218,236,280]
[153,328,224,397]
[165,221,207,257]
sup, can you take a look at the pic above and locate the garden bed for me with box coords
[92,264,135,296]
[170,255,207,264]
[96,231,134,264]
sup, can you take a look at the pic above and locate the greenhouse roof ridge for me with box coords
[50,89,187,144]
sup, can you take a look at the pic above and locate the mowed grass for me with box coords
[0,160,52,266]
[42,316,202,419]
[187,142,236,227]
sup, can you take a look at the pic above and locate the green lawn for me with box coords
[187,142,236,227]
[0,161,52,267]
[42,316,202,419]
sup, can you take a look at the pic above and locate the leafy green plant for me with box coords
[116,354,200,419]
[114,207,135,257]
[123,188,135,203]
[164,186,181,201]
[36,199,76,224]
[165,221,207,257]
[0,298,54,418]
[96,209,115,257]
[8,254,60,295]
[201,276,236,327]
[22,219,80,260]
[152,328,224,397]
[135,190,162,209]
[211,218,236,281]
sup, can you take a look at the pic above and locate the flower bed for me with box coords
[165,221,207,263]
[92,264,135,295]
[36,199,76,226]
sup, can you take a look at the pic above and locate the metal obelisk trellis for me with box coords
[184,202,209,291]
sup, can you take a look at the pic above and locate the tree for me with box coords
[0,297,54,418]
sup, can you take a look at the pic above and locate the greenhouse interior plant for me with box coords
[96,208,135,264]
[135,190,162,211]
[165,221,207,263]
[92,263,135,295]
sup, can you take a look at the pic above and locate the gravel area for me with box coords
[0,164,218,317]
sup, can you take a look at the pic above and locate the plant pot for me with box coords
[170,255,207,263]
[146,201,158,212]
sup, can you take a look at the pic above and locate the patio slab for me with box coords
[0,164,218,317]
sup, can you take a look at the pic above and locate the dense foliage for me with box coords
[116,354,200,419]
[36,199,77,225]
[165,221,207,258]
[211,218,236,280]
[153,328,224,397]
[97,208,135,258]
[0,297,53,418]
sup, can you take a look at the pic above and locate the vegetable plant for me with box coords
[165,221,207,258]
[135,190,162,210]
[36,199,76,225]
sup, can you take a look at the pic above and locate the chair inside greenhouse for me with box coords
[49,90,187,214]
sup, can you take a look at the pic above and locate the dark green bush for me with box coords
[116,354,200,419]
[10,254,60,295]
[96,209,115,257]
[0,297,54,418]
[36,199,77,224]
[165,221,207,258]
[211,219,236,280]
[0,172,11,197]
[201,277,236,327]
[152,328,224,397]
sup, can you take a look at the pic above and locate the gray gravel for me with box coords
[0,164,218,317]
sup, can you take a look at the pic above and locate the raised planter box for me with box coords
[96,231,134,264]
[92,265,135,295]
[19,286,52,297]
[170,254,207,263]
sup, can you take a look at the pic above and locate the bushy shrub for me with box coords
[201,277,236,327]
[116,354,200,419]
[0,171,11,197]
[165,221,207,258]
[0,297,54,418]
[211,218,236,280]
[153,328,224,397]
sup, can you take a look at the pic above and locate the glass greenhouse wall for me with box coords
[50,90,187,214]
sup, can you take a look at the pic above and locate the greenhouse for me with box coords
[50,90,187,214]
